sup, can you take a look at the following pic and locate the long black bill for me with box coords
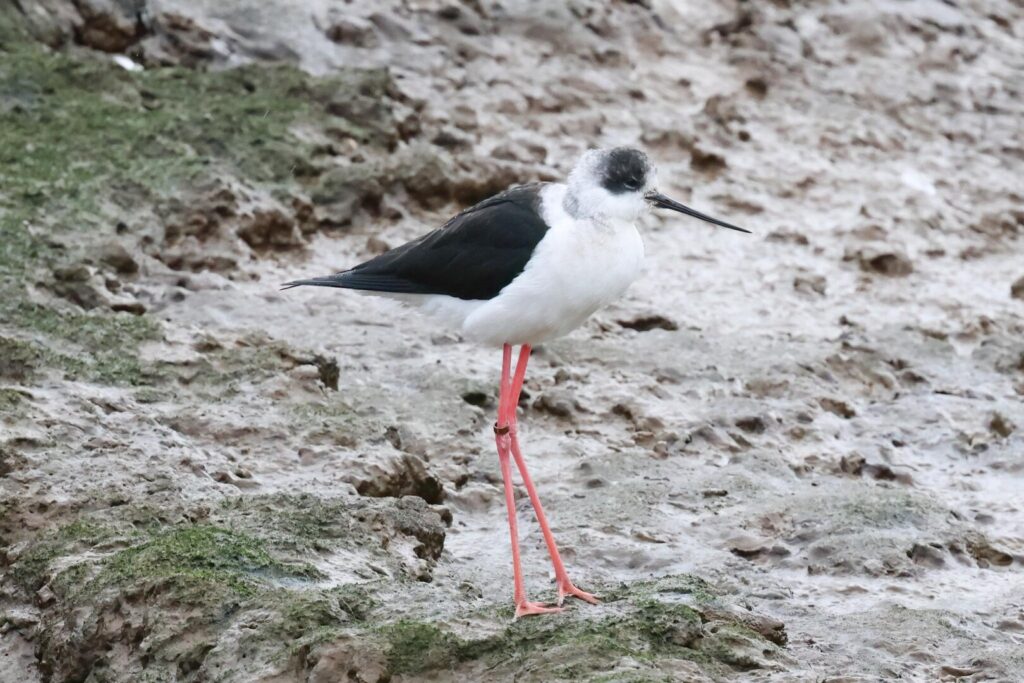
[645,191,750,234]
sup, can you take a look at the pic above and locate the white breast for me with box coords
[461,184,645,346]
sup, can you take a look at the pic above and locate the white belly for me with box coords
[461,192,645,346]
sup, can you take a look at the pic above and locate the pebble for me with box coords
[845,245,914,277]
[1011,275,1024,300]
[616,314,678,332]
[533,389,579,419]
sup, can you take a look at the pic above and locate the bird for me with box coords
[283,147,748,618]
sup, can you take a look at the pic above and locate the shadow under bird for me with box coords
[283,147,748,618]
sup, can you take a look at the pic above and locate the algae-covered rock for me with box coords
[0,303,159,386]
[5,487,781,682]
[3,493,449,682]
[346,575,787,682]
[0,336,45,382]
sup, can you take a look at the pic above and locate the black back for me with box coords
[283,184,551,300]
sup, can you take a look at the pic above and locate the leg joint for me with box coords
[493,423,510,435]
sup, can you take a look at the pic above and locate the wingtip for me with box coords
[280,277,343,291]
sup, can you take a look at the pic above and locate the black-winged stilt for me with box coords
[283,147,748,618]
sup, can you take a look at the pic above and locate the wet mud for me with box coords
[1,1,1023,681]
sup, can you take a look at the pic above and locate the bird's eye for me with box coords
[623,178,642,191]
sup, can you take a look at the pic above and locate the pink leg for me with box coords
[495,344,562,619]
[507,345,599,606]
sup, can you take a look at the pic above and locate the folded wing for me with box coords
[282,184,551,301]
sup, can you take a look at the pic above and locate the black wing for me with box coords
[282,183,551,300]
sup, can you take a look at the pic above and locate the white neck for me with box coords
[562,182,646,221]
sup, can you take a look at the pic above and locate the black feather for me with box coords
[282,184,551,300]
[600,147,650,195]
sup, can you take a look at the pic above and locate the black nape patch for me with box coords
[600,147,650,195]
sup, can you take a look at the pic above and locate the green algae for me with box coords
[0,387,27,414]
[0,310,158,386]
[697,622,773,671]
[262,588,378,660]
[10,517,318,603]
[219,494,346,551]
[97,524,319,598]
[0,335,48,381]
[11,515,330,680]
[10,519,115,592]
[382,620,461,673]
[0,52,313,208]
[0,42,310,386]
[0,5,27,46]
[632,597,705,646]
[169,336,344,404]
[191,339,298,382]
[132,386,169,403]
[589,676,675,683]
[5,301,159,348]
[0,33,391,391]
[604,573,718,604]
[289,400,360,423]
[0,36,389,246]
[49,561,94,599]
[839,489,937,529]
[331,583,378,621]
[10,504,780,681]
[454,600,706,665]
[287,399,364,447]
[368,580,772,679]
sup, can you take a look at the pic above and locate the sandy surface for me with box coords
[2,0,1023,681]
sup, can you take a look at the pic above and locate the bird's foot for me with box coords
[514,600,564,619]
[556,579,600,606]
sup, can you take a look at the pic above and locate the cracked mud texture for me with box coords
[2,0,1023,681]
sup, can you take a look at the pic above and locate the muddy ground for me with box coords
[1,0,1023,681]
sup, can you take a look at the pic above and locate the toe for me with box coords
[558,583,600,605]
[515,601,565,619]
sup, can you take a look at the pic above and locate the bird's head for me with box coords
[565,147,749,233]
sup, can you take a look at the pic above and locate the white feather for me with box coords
[388,181,646,347]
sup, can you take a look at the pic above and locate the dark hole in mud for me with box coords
[820,397,856,419]
[865,253,913,276]
[734,416,767,434]
[617,315,678,332]
[354,450,445,505]
[460,390,491,407]
[707,11,755,40]
[745,77,769,98]
[967,540,1014,568]
[690,148,727,175]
